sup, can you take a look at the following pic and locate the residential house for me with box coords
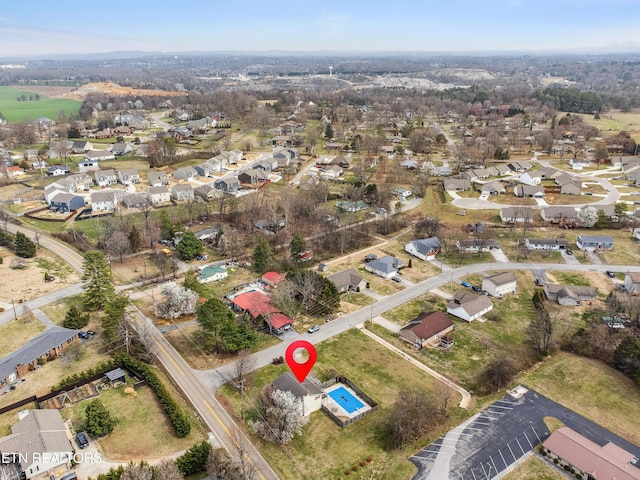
[544,284,597,306]
[194,162,218,178]
[148,171,169,186]
[514,185,544,198]
[197,265,228,284]
[261,271,286,288]
[214,176,240,193]
[405,237,441,261]
[392,187,412,199]
[481,180,506,195]
[482,272,517,297]
[171,184,194,202]
[94,169,117,188]
[121,192,150,209]
[85,150,115,162]
[254,217,286,233]
[447,291,493,322]
[399,311,454,348]
[624,273,640,293]
[68,173,93,191]
[400,159,419,170]
[525,238,568,250]
[46,166,70,176]
[3,166,25,177]
[149,186,170,204]
[78,159,99,172]
[49,192,84,213]
[111,142,133,156]
[319,165,343,180]
[555,172,582,194]
[194,226,221,243]
[542,427,640,480]
[537,166,562,179]
[364,255,403,279]
[336,200,368,212]
[540,206,578,224]
[238,168,268,185]
[576,235,614,251]
[231,290,293,333]
[118,168,140,186]
[500,207,535,223]
[254,158,277,173]
[270,135,294,147]
[194,183,223,201]
[456,239,500,253]
[187,116,216,133]
[170,126,192,141]
[330,155,351,168]
[507,161,532,172]
[173,166,198,181]
[91,190,120,212]
[327,268,367,292]
[486,164,511,176]
[71,140,93,153]
[0,326,80,385]
[444,178,471,191]
[0,409,73,480]
[518,171,542,186]
[298,176,320,191]
[326,142,344,152]
[270,372,324,416]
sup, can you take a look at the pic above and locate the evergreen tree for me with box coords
[196,298,257,354]
[103,294,129,341]
[85,399,117,437]
[159,210,175,240]
[289,232,306,263]
[176,231,202,261]
[63,305,90,329]
[82,251,115,311]
[324,123,334,139]
[14,231,36,258]
[128,225,141,253]
[252,238,272,274]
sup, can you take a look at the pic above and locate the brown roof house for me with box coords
[0,409,74,479]
[544,284,597,306]
[543,427,640,480]
[624,273,640,294]
[399,311,454,348]
[327,268,367,292]
[482,272,517,298]
[270,371,325,416]
[447,291,493,322]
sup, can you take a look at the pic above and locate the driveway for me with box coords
[560,249,581,265]
[490,248,509,263]
[411,386,640,479]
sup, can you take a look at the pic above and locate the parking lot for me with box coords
[410,386,640,479]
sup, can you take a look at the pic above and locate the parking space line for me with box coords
[471,468,478,480]
[498,449,508,469]
[481,463,489,478]
[490,456,499,474]
[515,437,526,455]
[488,404,513,410]
[531,425,542,443]
[523,431,533,448]
[507,442,517,461]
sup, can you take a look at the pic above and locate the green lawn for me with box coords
[218,329,467,480]
[502,456,565,480]
[0,86,80,122]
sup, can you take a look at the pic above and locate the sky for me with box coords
[2,0,640,57]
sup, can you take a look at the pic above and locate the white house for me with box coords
[78,159,99,172]
[525,238,569,250]
[118,168,140,186]
[91,190,120,212]
[518,171,542,186]
[544,284,597,306]
[94,169,117,187]
[197,265,228,284]
[405,237,441,261]
[576,235,614,251]
[364,255,403,279]
[482,272,517,297]
[624,273,640,293]
[149,186,170,204]
[271,372,324,416]
[447,290,493,322]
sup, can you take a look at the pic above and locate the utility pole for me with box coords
[11,299,17,321]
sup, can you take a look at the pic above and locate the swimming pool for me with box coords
[328,386,365,414]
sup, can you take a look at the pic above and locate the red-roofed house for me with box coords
[231,290,293,333]
[262,271,286,287]
[543,427,640,480]
[399,311,454,348]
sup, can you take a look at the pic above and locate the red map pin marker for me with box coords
[285,340,317,383]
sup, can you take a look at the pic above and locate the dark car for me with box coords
[471,285,482,293]
[364,254,377,263]
[78,331,90,340]
[75,432,89,449]
[392,276,402,283]
[606,271,616,278]
[535,278,544,287]
[566,249,573,255]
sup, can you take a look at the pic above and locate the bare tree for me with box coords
[60,342,83,367]
[0,204,10,231]
[105,229,131,263]
[121,462,153,480]
[154,459,183,480]
[232,349,256,392]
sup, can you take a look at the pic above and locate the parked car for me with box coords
[392,276,402,283]
[606,271,616,278]
[308,325,319,333]
[86,330,96,336]
[75,432,89,449]
[535,278,544,287]
[78,331,90,340]
[471,285,482,293]
[461,281,471,288]
[566,249,573,255]
[364,254,377,263]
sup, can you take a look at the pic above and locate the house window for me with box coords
[67,339,73,344]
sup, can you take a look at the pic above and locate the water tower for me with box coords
[329,66,333,77]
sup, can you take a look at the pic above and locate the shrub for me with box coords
[175,441,212,476]
[352,465,358,472]
[366,456,373,462]
[344,471,350,476]
[359,461,366,467]
[554,459,559,464]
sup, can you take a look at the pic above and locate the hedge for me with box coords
[116,354,191,437]
[53,361,118,391]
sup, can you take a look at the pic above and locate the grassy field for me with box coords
[502,455,565,480]
[218,329,466,480]
[569,110,640,140]
[61,372,206,460]
[0,318,46,358]
[0,86,80,122]
[520,351,640,446]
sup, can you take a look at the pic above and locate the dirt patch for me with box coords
[11,86,77,99]
[0,247,80,305]
[63,82,187,101]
